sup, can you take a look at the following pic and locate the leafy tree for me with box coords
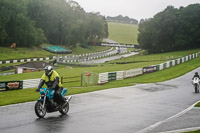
[138,4,200,53]
[138,18,154,53]
[0,0,45,47]
[175,4,200,50]
[86,13,108,43]
[27,0,108,48]
[0,0,108,48]
[152,6,179,52]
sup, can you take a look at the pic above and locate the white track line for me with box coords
[137,100,200,133]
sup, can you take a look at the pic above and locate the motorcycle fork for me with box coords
[42,90,48,108]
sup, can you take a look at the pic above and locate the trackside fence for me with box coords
[98,53,199,84]
[81,72,98,86]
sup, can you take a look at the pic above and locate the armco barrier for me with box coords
[98,73,109,84]
[172,60,175,66]
[182,57,185,63]
[116,71,124,80]
[166,61,170,68]
[98,68,143,84]
[185,56,188,61]
[176,59,180,65]
[97,52,199,85]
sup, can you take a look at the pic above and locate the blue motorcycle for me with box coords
[35,88,72,118]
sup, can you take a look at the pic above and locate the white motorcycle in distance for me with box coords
[192,77,200,93]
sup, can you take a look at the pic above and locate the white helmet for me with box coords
[44,66,53,76]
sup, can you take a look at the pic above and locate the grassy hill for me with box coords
[108,22,138,44]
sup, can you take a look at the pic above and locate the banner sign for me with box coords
[123,68,143,78]
[0,81,23,90]
[108,72,116,81]
[143,66,157,74]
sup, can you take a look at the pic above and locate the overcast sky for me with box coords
[74,0,200,21]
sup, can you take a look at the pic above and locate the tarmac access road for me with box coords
[1,68,200,133]
[80,50,138,64]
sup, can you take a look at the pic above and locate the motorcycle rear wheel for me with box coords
[35,101,46,118]
[59,102,69,115]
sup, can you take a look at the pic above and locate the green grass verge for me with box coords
[108,22,138,44]
[1,56,200,106]
[71,45,110,54]
[194,102,200,107]
[109,49,199,64]
[0,47,53,60]
[0,45,110,61]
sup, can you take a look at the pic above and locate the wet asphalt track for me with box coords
[1,68,200,133]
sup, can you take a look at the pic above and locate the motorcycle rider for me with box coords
[192,72,200,80]
[36,66,66,108]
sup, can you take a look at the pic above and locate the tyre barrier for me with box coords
[0,56,56,65]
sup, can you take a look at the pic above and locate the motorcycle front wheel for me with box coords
[59,102,69,115]
[35,101,46,118]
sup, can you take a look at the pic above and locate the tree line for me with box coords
[138,4,200,53]
[0,0,108,48]
[106,15,138,25]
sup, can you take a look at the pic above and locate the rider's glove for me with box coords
[36,88,40,92]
